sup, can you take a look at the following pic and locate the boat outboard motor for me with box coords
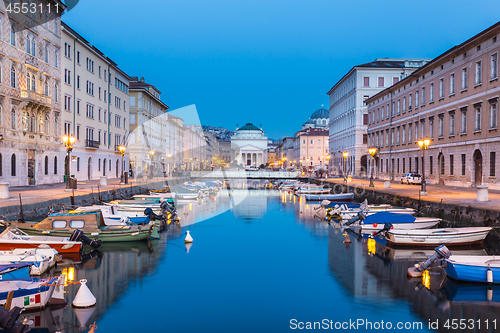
[0,306,30,333]
[144,207,165,222]
[344,211,367,226]
[70,229,102,248]
[372,222,393,237]
[407,244,451,278]
[160,201,177,217]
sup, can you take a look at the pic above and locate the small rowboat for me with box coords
[444,256,500,284]
[305,193,354,202]
[0,248,58,275]
[351,212,440,231]
[0,275,64,310]
[386,227,492,246]
[295,188,331,194]
[0,227,82,253]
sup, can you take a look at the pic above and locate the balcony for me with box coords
[85,139,100,149]
[20,90,51,106]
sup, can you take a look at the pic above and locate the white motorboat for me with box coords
[348,211,440,231]
[0,248,58,275]
[327,203,415,220]
[305,193,354,202]
[0,275,64,310]
[295,188,331,194]
[386,227,492,246]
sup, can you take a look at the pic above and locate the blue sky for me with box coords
[64,0,500,139]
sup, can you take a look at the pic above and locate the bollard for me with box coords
[99,176,107,187]
[384,179,391,188]
[0,183,9,199]
[477,185,489,202]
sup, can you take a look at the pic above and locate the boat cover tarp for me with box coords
[0,263,31,273]
[362,211,416,224]
[326,202,360,209]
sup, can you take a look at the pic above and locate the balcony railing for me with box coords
[20,90,52,105]
[85,139,100,149]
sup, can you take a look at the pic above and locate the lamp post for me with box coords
[342,151,349,184]
[368,148,377,188]
[118,145,126,184]
[326,154,330,178]
[190,157,193,171]
[167,153,172,177]
[62,135,76,190]
[149,150,155,177]
[417,139,431,195]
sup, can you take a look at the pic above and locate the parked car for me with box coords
[245,165,260,171]
[401,173,422,184]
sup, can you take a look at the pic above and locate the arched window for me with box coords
[31,37,35,56]
[10,65,15,88]
[44,77,49,96]
[26,72,31,91]
[54,115,59,136]
[44,44,48,63]
[54,82,58,102]
[30,72,35,91]
[11,154,15,176]
[10,24,15,46]
[26,34,30,54]
[10,108,15,130]
[44,156,48,175]
[54,156,57,175]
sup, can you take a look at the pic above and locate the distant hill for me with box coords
[202,125,234,142]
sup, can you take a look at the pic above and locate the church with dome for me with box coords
[231,123,268,166]
[302,106,329,130]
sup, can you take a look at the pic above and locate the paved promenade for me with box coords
[0,177,167,208]
[320,177,500,213]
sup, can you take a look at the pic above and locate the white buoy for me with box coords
[74,306,96,329]
[185,230,193,243]
[185,242,193,253]
[72,279,96,308]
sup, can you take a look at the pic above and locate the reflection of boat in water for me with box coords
[380,246,487,260]
[440,277,500,304]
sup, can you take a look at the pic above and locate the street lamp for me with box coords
[118,145,126,183]
[326,154,330,178]
[368,148,377,188]
[167,153,172,177]
[417,139,431,195]
[149,150,155,177]
[62,134,76,190]
[342,151,349,184]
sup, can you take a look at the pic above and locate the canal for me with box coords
[23,187,500,332]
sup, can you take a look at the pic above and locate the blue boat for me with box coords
[441,278,500,302]
[445,256,500,284]
[0,263,31,281]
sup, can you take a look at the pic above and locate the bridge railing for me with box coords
[189,171,300,178]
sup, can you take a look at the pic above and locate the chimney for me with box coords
[131,77,138,82]
[140,77,145,82]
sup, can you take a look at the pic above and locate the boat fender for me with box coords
[487,265,493,284]
[487,288,493,302]
[185,230,193,243]
[407,245,451,278]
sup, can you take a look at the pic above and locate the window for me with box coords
[10,154,15,176]
[381,106,384,120]
[403,158,406,174]
[54,82,59,102]
[99,87,101,99]
[461,154,466,176]
[86,103,94,119]
[76,100,81,115]
[415,157,419,173]
[490,152,496,177]
[429,117,434,138]
[54,49,58,68]
[450,73,455,94]
[415,122,419,141]
[393,77,399,85]
[10,64,15,88]
[408,93,412,110]
[63,122,71,135]
[378,77,384,87]
[391,128,394,145]
[475,105,481,131]
[403,97,406,113]
[10,23,15,46]
[64,95,71,111]
[396,127,400,145]
[44,156,48,175]
[76,125,80,140]
[76,75,80,89]
[386,104,389,119]
[450,113,455,135]
[460,109,467,133]
[98,108,102,121]
[104,69,107,82]
[439,78,444,99]
[52,221,66,229]
[421,120,425,138]
[77,157,80,172]
[64,42,71,58]
[70,220,85,228]
[429,83,434,102]
[54,156,57,174]
[415,90,419,108]
[64,69,71,85]
[490,101,497,128]
[421,87,425,105]
[44,77,49,96]
[86,57,94,73]
[99,66,102,77]
[76,51,80,65]
[408,123,412,142]
[475,61,482,85]
[430,156,433,175]
[44,114,49,134]
[86,81,94,95]
[104,110,107,124]
[440,155,445,175]
[449,155,454,175]
[491,53,498,79]
[402,126,406,144]
[461,68,467,90]
[363,77,369,87]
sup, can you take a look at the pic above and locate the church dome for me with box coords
[238,123,262,131]
[304,119,314,124]
[310,108,329,119]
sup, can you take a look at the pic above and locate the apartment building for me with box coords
[366,21,500,188]
[293,128,329,171]
[61,22,130,181]
[128,77,169,176]
[327,59,429,177]
[0,1,65,186]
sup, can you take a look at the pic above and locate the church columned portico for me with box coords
[231,123,268,167]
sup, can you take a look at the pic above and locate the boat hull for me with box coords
[0,241,81,253]
[445,257,500,284]
[358,219,440,231]
[386,227,491,246]
[295,189,330,194]
[305,193,354,202]
[0,277,58,310]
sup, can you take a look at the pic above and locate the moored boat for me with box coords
[0,210,159,243]
[305,193,354,202]
[444,255,500,284]
[350,211,440,231]
[386,227,492,246]
[295,188,331,194]
[0,248,58,275]
[0,275,63,310]
[0,227,82,253]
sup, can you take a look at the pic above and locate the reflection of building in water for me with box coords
[327,228,389,298]
[52,240,165,332]
[233,190,272,221]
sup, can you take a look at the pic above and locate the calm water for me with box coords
[22,188,500,332]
